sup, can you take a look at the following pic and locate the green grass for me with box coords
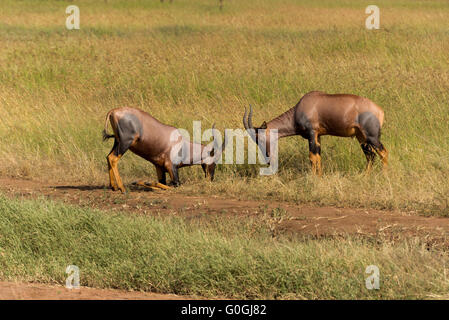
[0,0,448,214]
[1,194,449,299]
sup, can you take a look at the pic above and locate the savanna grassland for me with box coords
[0,0,448,213]
[1,0,449,299]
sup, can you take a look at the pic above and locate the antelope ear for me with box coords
[261,121,267,129]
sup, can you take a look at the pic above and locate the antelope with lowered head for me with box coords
[243,91,388,175]
[103,107,221,193]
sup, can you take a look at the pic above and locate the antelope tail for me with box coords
[102,110,115,141]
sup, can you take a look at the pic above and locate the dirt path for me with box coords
[1,177,449,239]
[0,281,193,300]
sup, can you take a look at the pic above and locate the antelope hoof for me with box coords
[169,181,180,188]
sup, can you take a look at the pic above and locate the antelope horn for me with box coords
[248,104,254,129]
[243,104,257,142]
[243,107,248,130]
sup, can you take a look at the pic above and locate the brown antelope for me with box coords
[103,107,221,193]
[243,91,388,175]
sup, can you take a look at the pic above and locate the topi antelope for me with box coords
[103,107,222,193]
[243,91,388,175]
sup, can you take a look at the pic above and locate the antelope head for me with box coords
[201,123,228,181]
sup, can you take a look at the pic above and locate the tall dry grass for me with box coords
[0,0,448,214]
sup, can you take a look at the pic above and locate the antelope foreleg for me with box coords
[131,165,171,191]
[131,180,171,191]
[167,163,180,187]
[152,166,171,189]
[145,182,172,190]
[107,157,118,191]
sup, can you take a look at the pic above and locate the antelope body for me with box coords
[243,91,388,175]
[103,107,217,192]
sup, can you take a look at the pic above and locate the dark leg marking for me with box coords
[156,165,167,185]
[295,111,314,139]
[167,163,180,187]
[201,164,208,178]
[308,130,322,176]
[360,142,376,172]
[356,112,388,170]
[107,114,143,193]
[115,114,142,155]
[357,112,381,147]
[171,164,180,186]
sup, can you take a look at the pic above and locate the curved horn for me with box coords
[243,107,248,130]
[244,104,257,142]
[248,104,254,129]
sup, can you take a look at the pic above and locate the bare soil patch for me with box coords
[1,177,448,239]
[0,281,192,300]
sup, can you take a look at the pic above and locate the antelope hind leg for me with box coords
[107,158,118,191]
[374,143,388,170]
[309,152,322,176]
[360,143,376,174]
[108,153,126,193]
[308,132,322,176]
[107,140,119,191]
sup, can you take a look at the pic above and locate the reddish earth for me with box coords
[1,177,449,299]
[1,177,448,238]
[0,281,193,300]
